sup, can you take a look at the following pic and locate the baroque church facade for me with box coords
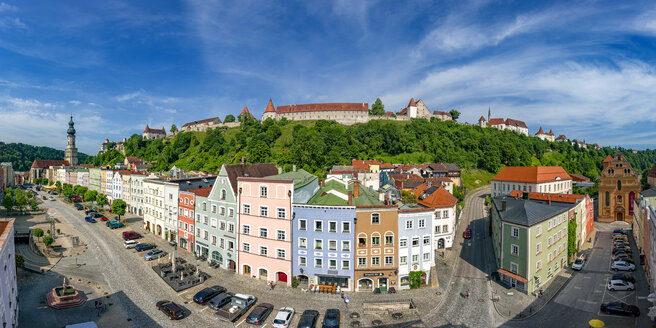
[598,152,640,222]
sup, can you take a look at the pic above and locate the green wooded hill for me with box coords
[88,117,656,188]
[0,142,88,171]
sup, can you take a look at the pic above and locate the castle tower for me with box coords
[262,99,277,121]
[407,98,417,118]
[64,115,78,166]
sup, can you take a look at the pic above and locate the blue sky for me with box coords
[1,0,656,154]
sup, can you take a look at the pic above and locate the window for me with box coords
[228,223,234,233]
[211,218,217,228]
[259,228,268,238]
[299,256,307,266]
[212,205,217,213]
[260,246,268,256]
[277,249,286,259]
[412,238,419,247]
[511,244,519,256]
[371,213,380,224]
[342,221,350,233]
[435,211,441,219]
[314,220,323,232]
[406,220,413,229]
[423,236,430,245]
[372,236,380,246]
[204,216,209,225]
[242,243,250,252]
[329,221,337,232]
[242,225,250,235]
[342,260,350,270]
[555,261,559,270]
[435,226,440,233]
[277,208,286,219]
[204,230,209,240]
[412,254,419,263]
[400,256,407,265]
[299,219,307,231]
[371,257,380,266]
[442,225,448,233]
[219,206,225,216]
[423,253,430,261]
[385,235,393,246]
[358,237,367,247]
[243,204,250,214]
[212,235,217,246]
[299,238,307,249]
[315,258,323,268]
[536,225,542,236]
[547,267,552,277]
[536,260,542,271]
[329,259,337,269]
[548,237,552,246]
[536,243,542,254]
[228,208,234,217]
[276,230,286,240]
[260,186,268,198]
[342,240,350,251]
[219,221,225,230]
[260,206,268,217]
[220,189,226,200]
[315,239,323,250]
[418,219,425,228]
[511,227,519,238]
[400,238,407,247]
[358,257,366,267]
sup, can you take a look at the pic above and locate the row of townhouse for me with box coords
[632,188,656,297]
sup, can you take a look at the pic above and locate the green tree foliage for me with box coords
[62,183,74,199]
[42,236,54,246]
[29,199,38,211]
[84,190,98,204]
[85,119,656,183]
[567,219,577,264]
[73,185,87,196]
[55,181,62,193]
[453,185,465,202]
[401,190,417,203]
[43,178,49,185]
[33,228,44,241]
[449,109,461,121]
[408,271,423,289]
[2,190,14,212]
[641,168,651,190]
[224,114,236,123]
[370,98,385,115]
[170,124,177,134]
[15,254,24,268]
[112,199,127,221]
[14,190,26,212]
[96,194,108,208]
[0,142,87,171]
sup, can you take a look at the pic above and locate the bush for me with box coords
[291,276,298,288]
[56,229,60,235]
[33,228,44,238]
[409,271,423,289]
[15,254,24,268]
[43,236,54,246]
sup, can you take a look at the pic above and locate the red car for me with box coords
[463,228,472,239]
[123,231,142,240]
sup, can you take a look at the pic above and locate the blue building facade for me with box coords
[292,205,356,290]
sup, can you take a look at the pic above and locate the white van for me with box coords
[124,240,138,249]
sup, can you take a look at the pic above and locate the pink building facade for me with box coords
[237,177,293,286]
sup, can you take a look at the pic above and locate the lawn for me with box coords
[462,168,495,191]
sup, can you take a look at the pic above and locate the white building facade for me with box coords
[491,167,572,197]
[144,179,166,239]
[0,218,18,328]
[397,208,434,289]
[433,205,457,250]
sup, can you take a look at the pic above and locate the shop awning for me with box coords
[497,269,528,283]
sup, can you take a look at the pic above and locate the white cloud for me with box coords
[114,90,144,102]
[0,3,17,12]
[69,100,81,105]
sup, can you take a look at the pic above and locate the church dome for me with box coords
[67,115,76,135]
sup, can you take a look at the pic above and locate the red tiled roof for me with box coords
[569,174,591,182]
[527,192,585,203]
[399,107,408,115]
[504,118,528,128]
[181,117,221,128]
[603,155,613,163]
[408,98,416,107]
[509,190,523,198]
[276,103,368,114]
[188,187,212,198]
[418,186,458,208]
[488,118,505,125]
[240,106,255,119]
[556,135,567,140]
[433,110,452,117]
[479,116,486,121]
[536,126,545,135]
[548,129,554,136]
[143,124,166,134]
[385,111,394,116]
[31,159,68,168]
[492,166,572,183]
[264,99,275,113]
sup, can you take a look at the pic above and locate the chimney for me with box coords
[348,191,353,205]
[547,194,551,206]
[502,200,507,211]
[354,181,359,198]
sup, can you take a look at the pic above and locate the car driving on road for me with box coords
[463,228,472,239]
[572,256,585,270]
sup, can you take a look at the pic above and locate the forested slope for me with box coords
[0,142,88,171]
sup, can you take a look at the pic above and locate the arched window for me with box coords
[617,180,622,191]
[617,195,622,203]
[221,189,226,200]
[203,202,207,211]
[605,191,610,207]
[371,232,381,247]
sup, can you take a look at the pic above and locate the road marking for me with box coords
[235,319,246,327]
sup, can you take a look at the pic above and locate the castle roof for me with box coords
[479,116,486,121]
[276,103,368,114]
[492,166,572,184]
[433,110,452,117]
[240,105,255,119]
[548,129,554,136]
[603,155,613,163]
[264,99,276,113]
[488,118,505,125]
[143,125,165,134]
[556,135,567,140]
[408,98,416,107]
[504,118,528,128]
[181,117,221,128]
[31,159,69,168]
[536,126,545,135]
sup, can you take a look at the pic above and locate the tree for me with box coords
[112,199,127,221]
[14,190,26,213]
[33,228,44,241]
[43,178,49,185]
[370,98,385,116]
[15,254,24,268]
[170,124,178,134]
[29,199,38,211]
[55,181,62,192]
[42,236,54,246]
[96,194,108,208]
[224,114,236,123]
[567,219,577,264]
[84,190,98,204]
[449,109,461,121]
[2,190,14,213]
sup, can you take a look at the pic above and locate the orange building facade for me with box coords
[598,152,640,222]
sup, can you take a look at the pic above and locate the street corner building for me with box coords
[598,152,640,223]
[0,218,18,327]
[490,196,575,294]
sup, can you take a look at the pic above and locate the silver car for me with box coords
[144,249,167,261]
[611,260,635,272]
[607,279,634,291]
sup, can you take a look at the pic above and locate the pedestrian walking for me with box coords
[344,296,349,311]
[340,291,345,300]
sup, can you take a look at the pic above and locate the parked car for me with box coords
[600,301,640,317]
[272,307,294,328]
[84,217,97,223]
[246,303,274,325]
[613,229,626,235]
[156,300,185,320]
[463,228,472,239]
[74,204,84,210]
[124,240,138,249]
[607,279,634,291]
[144,249,167,261]
[106,220,118,227]
[612,247,631,255]
[297,310,319,328]
[322,309,340,328]
[572,256,585,271]
[612,261,635,271]
[49,196,55,201]
[613,235,628,242]
[612,273,635,283]
[135,243,156,252]
[193,285,227,305]
[85,210,96,215]
[110,221,124,229]
[42,196,47,200]
[613,254,631,262]
[122,231,142,240]
[207,292,234,310]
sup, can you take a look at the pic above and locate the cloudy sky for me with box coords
[1,0,655,154]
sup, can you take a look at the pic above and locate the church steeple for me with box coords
[67,114,76,135]
[65,114,78,166]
